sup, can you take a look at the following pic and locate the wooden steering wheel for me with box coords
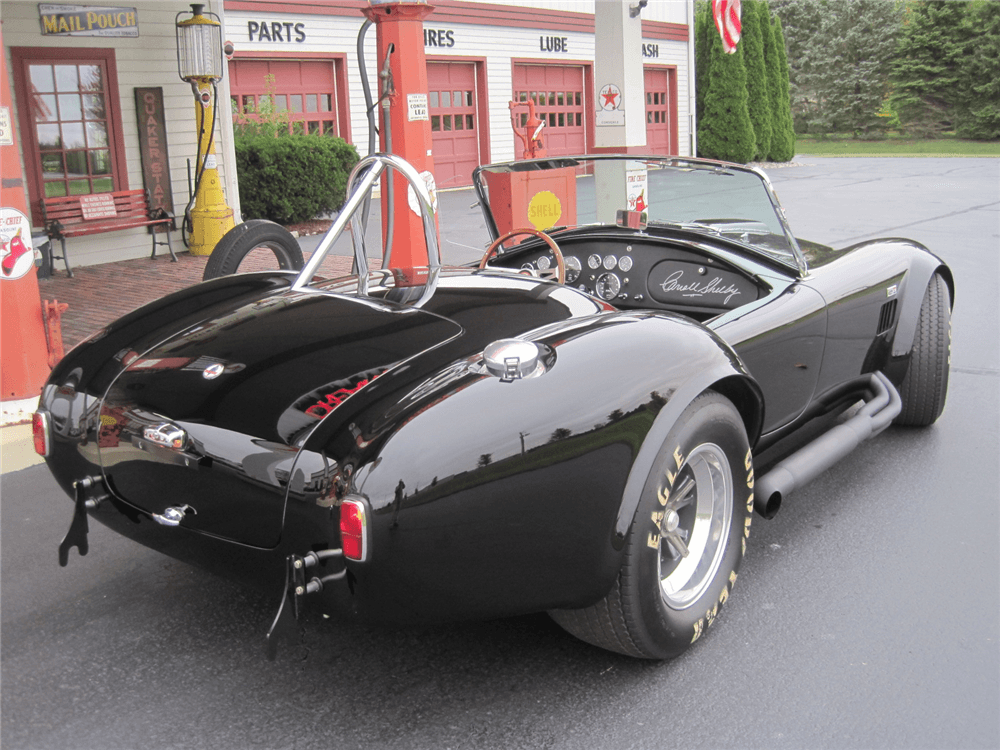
[479,227,566,284]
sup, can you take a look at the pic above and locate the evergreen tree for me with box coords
[768,11,796,160]
[955,0,1000,140]
[695,0,714,126]
[770,0,824,133]
[698,16,756,163]
[891,0,969,137]
[742,0,773,160]
[814,0,902,136]
[773,0,900,136]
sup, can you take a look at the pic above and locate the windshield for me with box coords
[473,156,804,274]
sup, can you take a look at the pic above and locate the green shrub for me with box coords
[235,134,359,224]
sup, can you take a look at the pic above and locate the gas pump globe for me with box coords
[176,4,224,82]
[175,4,234,255]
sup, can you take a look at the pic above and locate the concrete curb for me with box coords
[2,395,39,427]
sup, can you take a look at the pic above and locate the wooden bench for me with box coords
[42,189,176,277]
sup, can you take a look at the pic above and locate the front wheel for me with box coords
[894,273,951,426]
[550,391,753,659]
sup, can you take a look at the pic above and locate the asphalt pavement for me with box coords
[2,156,998,750]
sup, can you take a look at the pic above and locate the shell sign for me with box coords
[527,190,562,231]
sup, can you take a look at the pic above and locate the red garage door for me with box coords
[512,64,587,157]
[230,59,346,138]
[428,62,480,188]
[644,66,678,155]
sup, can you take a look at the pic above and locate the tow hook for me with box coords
[58,476,109,567]
[266,549,345,660]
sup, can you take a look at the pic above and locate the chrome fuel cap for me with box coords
[483,339,542,382]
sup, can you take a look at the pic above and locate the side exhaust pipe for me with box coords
[755,372,901,519]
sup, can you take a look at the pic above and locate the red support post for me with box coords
[1,24,53,407]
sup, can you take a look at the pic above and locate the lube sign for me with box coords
[39,5,138,37]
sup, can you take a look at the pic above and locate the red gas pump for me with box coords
[481,99,576,239]
[361,0,438,270]
[510,99,547,160]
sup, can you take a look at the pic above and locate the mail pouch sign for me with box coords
[39,5,139,38]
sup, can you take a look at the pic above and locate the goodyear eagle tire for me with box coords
[550,391,753,659]
[894,273,951,426]
[202,219,304,280]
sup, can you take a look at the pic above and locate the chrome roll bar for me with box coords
[292,153,441,293]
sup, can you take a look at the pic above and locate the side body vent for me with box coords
[877,298,898,335]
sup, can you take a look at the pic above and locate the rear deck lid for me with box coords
[97,290,461,547]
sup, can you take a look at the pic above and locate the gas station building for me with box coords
[2,0,695,270]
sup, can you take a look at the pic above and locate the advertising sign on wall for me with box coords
[134,87,174,217]
[39,5,138,38]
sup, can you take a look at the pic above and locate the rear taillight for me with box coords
[32,411,50,457]
[340,497,369,562]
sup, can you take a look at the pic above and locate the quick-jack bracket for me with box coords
[265,548,345,660]
[58,476,108,567]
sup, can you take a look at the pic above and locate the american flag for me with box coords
[712,0,742,54]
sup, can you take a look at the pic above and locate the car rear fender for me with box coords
[612,360,763,551]
[323,312,763,620]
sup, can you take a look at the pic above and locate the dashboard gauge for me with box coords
[564,255,582,283]
[595,272,621,300]
[536,255,551,271]
[520,262,535,273]
[603,254,618,270]
[587,254,602,269]
[618,255,633,272]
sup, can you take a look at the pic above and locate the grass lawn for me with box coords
[795,136,1000,157]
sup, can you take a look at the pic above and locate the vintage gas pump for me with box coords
[362,0,438,270]
[0,24,53,417]
[176,4,236,255]
[481,99,576,239]
[510,99,546,160]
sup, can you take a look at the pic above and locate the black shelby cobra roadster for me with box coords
[36,154,952,659]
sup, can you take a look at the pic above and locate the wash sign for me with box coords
[39,5,138,38]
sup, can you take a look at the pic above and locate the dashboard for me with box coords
[490,236,764,319]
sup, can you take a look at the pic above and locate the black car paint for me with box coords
[39,168,951,628]
[44,268,761,622]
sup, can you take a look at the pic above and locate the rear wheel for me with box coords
[203,220,304,280]
[550,391,753,659]
[895,273,951,426]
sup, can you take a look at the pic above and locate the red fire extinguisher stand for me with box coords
[1,24,51,410]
